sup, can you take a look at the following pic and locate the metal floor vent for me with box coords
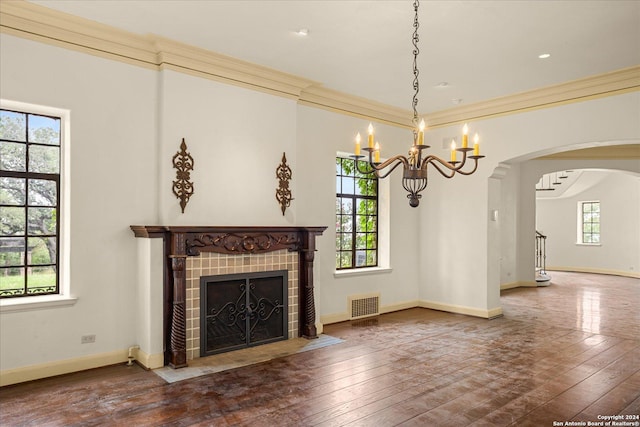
[348,293,380,320]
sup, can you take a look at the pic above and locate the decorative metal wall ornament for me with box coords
[172,138,194,213]
[275,152,293,215]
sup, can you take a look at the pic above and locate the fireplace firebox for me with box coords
[201,270,288,356]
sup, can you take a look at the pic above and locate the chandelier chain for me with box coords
[411,0,420,128]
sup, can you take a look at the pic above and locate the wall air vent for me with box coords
[348,293,380,320]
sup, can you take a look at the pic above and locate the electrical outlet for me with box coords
[81,334,96,344]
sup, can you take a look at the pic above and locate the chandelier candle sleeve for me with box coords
[473,133,480,156]
[418,119,425,145]
[462,124,469,148]
[355,133,361,156]
[368,123,374,148]
[374,142,380,163]
[450,140,456,162]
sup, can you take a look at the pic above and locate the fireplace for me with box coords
[130,225,327,368]
[201,270,288,356]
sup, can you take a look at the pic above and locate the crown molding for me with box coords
[299,85,414,128]
[424,66,640,128]
[2,0,638,128]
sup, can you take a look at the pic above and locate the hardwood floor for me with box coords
[1,272,639,426]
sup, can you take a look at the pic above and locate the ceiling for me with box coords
[27,0,640,114]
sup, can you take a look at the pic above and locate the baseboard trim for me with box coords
[381,300,420,314]
[0,349,129,387]
[136,349,164,370]
[500,281,538,290]
[547,267,640,279]
[418,300,503,319]
[321,299,502,325]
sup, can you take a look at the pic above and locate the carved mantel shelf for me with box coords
[130,225,327,368]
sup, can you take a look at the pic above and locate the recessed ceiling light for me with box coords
[295,28,309,36]
[538,53,551,59]
[452,98,463,105]
[435,82,449,88]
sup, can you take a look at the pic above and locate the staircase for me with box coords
[535,231,551,286]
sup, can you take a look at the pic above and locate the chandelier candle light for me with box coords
[351,0,484,207]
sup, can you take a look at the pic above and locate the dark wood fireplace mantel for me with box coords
[131,225,327,368]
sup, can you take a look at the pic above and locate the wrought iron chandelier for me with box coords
[352,0,484,207]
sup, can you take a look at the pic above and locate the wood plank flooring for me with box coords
[1,271,638,426]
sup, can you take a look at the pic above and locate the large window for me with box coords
[579,201,600,244]
[0,109,61,298]
[336,157,378,269]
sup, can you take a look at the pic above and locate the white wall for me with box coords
[419,92,640,314]
[0,34,158,371]
[537,170,640,275]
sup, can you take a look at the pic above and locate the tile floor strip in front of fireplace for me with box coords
[153,334,344,383]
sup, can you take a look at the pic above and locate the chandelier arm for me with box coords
[372,155,411,179]
[453,159,480,176]
[353,154,410,179]
[420,154,464,176]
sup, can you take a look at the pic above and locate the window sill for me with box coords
[576,243,602,246]
[0,295,78,313]
[334,267,393,278]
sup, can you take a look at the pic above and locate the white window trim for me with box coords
[576,200,601,246]
[0,99,75,312]
[335,151,391,274]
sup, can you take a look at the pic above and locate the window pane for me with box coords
[340,214,352,232]
[582,203,592,212]
[29,145,59,174]
[0,111,26,141]
[27,265,56,294]
[367,200,377,215]
[0,141,26,172]
[368,217,377,233]
[355,250,367,267]
[0,237,25,266]
[592,203,600,212]
[0,267,25,296]
[28,115,60,145]
[366,250,377,265]
[0,177,26,205]
[28,236,55,265]
[341,233,352,250]
[340,251,352,268]
[366,232,377,249]
[341,198,352,215]
[0,207,25,236]
[341,176,355,194]
[28,207,57,235]
[583,223,592,233]
[583,233,592,243]
[356,215,367,232]
[28,179,57,206]
[356,233,367,249]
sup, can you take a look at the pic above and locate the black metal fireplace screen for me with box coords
[200,270,288,356]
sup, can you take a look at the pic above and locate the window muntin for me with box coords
[0,109,60,298]
[580,201,600,244]
[336,157,378,269]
